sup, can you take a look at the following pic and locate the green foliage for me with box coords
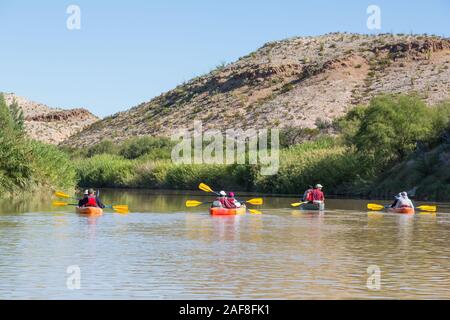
[29,141,77,191]
[75,154,135,188]
[86,139,119,158]
[346,95,435,169]
[0,93,76,196]
[9,99,24,132]
[119,136,174,160]
[279,126,320,148]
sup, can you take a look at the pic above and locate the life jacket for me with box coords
[312,189,324,201]
[305,190,314,202]
[85,196,98,207]
[224,198,237,209]
[218,197,227,207]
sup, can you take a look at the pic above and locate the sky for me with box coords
[0,0,449,117]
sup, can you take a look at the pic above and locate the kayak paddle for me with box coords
[52,201,129,214]
[198,183,263,205]
[186,198,263,207]
[291,202,308,207]
[186,200,262,215]
[54,191,73,199]
[367,203,437,212]
[198,183,219,195]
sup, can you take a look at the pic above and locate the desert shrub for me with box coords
[75,154,135,188]
[119,136,174,160]
[347,95,435,169]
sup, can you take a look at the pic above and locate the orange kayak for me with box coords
[387,207,415,215]
[76,207,104,216]
[210,206,246,216]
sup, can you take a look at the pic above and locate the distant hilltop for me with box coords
[18,33,450,148]
[2,93,99,145]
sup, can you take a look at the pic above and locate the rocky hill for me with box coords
[62,33,450,148]
[2,93,99,145]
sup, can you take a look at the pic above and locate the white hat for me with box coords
[315,184,323,189]
[219,191,227,196]
[84,190,89,195]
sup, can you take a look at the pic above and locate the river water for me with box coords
[1,189,450,300]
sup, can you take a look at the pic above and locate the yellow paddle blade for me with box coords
[246,198,263,206]
[367,204,385,211]
[55,191,71,199]
[114,209,129,215]
[248,209,262,215]
[199,183,214,193]
[291,202,305,207]
[52,201,69,207]
[112,205,129,211]
[416,205,437,212]
[186,200,204,207]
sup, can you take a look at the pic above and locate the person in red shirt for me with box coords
[302,185,314,202]
[311,184,325,203]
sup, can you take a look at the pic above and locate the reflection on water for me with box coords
[0,189,450,299]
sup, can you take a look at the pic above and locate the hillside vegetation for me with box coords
[0,94,76,197]
[67,94,450,200]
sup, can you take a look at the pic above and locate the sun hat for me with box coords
[315,184,323,189]
[219,191,227,196]
[228,192,235,197]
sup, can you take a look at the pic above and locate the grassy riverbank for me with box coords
[0,94,76,197]
[65,94,450,201]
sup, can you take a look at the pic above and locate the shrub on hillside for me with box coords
[119,137,175,160]
[75,154,135,188]
[340,95,436,170]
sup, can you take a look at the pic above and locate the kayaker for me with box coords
[393,192,414,209]
[78,190,89,207]
[79,188,105,208]
[302,185,314,202]
[389,193,401,208]
[212,191,227,208]
[312,184,325,205]
[225,192,241,208]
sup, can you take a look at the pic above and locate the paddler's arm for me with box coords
[96,197,106,209]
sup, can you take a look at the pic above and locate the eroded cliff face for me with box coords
[56,33,450,148]
[3,93,98,145]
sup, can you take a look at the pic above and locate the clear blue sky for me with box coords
[1,0,449,117]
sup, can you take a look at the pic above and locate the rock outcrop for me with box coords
[2,93,99,145]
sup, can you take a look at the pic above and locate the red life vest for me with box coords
[312,189,324,201]
[85,196,98,207]
[218,197,226,206]
[223,198,237,209]
[305,190,314,202]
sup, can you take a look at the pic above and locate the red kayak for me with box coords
[76,207,104,216]
[210,206,246,216]
[386,207,415,215]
